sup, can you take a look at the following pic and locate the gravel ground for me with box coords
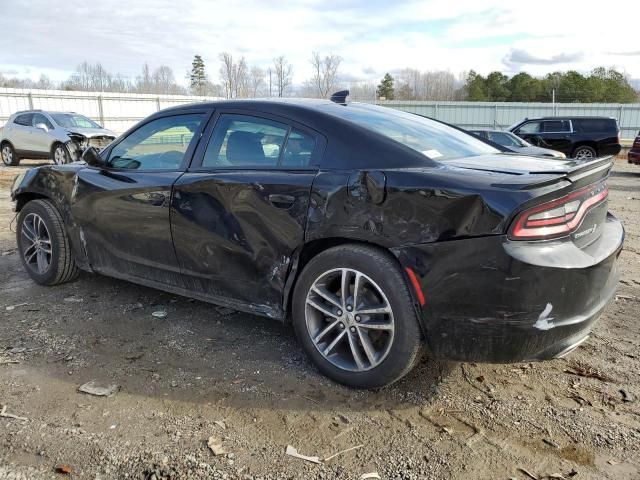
[1,159,639,480]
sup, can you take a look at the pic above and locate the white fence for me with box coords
[1,88,639,139]
[0,88,221,134]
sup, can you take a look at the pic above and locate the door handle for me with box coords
[268,194,295,208]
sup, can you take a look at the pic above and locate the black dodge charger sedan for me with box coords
[10,96,624,388]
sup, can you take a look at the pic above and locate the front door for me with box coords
[71,111,210,284]
[171,111,323,317]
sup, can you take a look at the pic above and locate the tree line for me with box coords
[1,56,638,103]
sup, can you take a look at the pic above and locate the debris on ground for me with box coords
[0,357,20,365]
[54,464,73,474]
[0,405,28,422]
[359,473,381,480]
[5,302,28,311]
[214,420,227,430]
[285,445,321,464]
[78,380,120,397]
[564,362,614,382]
[151,310,168,318]
[207,436,229,456]
[620,389,635,403]
[517,467,539,479]
[63,296,84,303]
[324,444,364,462]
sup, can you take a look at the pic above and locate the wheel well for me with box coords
[14,192,50,212]
[1,139,13,150]
[282,237,402,320]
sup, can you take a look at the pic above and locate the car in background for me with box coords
[509,117,621,160]
[1,110,116,166]
[629,131,640,166]
[469,129,565,159]
[10,97,623,388]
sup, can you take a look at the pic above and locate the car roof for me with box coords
[519,116,616,121]
[13,110,80,116]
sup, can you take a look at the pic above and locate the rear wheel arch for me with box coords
[283,238,421,320]
[1,140,20,166]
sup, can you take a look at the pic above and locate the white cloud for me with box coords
[1,0,639,87]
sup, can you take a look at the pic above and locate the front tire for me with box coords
[1,142,19,166]
[572,145,597,160]
[292,245,423,388]
[52,143,71,165]
[17,199,79,285]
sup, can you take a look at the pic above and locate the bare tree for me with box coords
[309,52,342,98]
[66,62,113,91]
[136,63,154,93]
[153,66,177,94]
[272,55,293,97]
[219,52,250,98]
[248,66,265,97]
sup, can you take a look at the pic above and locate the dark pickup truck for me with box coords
[509,117,621,160]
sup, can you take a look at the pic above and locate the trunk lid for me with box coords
[444,153,613,247]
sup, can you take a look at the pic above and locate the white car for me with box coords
[1,110,116,166]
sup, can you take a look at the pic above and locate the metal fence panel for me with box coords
[1,88,639,139]
[381,101,640,139]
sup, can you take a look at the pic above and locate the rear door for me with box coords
[540,119,573,154]
[9,113,34,152]
[71,110,210,284]
[171,110,324,317]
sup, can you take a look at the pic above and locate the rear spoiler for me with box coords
[534,156,613,189]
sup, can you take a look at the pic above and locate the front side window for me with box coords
[203,115,290,168]
[517,121,541,134]
[32,113,54,130]
[108,114,205,170]
[488,131,522,147]
[324,104,498,161]
[51,113,101,129]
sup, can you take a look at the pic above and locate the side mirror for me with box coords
[35,123,48,132]
[82,146,107,168]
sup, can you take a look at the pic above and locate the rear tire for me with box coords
[52,143,71,165]
[572,145,597,160]
[292,244,423,389]
[1,142,19,166]
[16,199,79,286]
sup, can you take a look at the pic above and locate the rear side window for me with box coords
[573,118,617,133]
[14,113,33,126]
[203,115,290,168]
[488,131,521,147]
[542,120,571,133]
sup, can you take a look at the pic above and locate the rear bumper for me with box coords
[628,150,640,165]
[393,213,624,363]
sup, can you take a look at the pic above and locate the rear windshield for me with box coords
[572,118,617,133]
[328,104,499,161]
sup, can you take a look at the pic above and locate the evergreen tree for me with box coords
[377,73,395,100]
[190,55,207,95]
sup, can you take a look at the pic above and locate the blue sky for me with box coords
[1,0,638,87]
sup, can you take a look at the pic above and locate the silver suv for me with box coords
[1,110,116,166]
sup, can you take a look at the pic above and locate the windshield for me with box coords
[328,104,499,161]
[51,113,101,129]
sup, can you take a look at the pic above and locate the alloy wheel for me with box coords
[21,213,52,274]
[574,148,595,160]
[54,146,67,165]
[1,145,12,165]
[305,268,395,372]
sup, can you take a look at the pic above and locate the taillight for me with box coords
[509,182,608,240]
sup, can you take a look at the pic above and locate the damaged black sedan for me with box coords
[10,96,623,388]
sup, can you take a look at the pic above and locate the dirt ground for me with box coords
[1,159,639,480]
